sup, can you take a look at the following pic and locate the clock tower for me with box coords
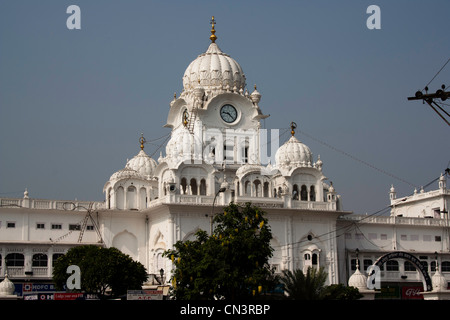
[158,16,269,198]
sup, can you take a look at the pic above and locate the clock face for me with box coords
[220,104,238,123]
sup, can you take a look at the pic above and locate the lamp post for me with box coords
[159,268,165,284]
[209,187,226,235]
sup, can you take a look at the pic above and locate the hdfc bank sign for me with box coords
[402,286,423,300]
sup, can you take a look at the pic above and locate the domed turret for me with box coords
[110,134,157,181]
[0,273,15,296]
[275,123,313,168]
[182,17,246,94]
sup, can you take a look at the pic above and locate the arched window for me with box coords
[200,179,207,196]
[116,186,124,210]
[263,182,269,197]
[181,178,187,195]
[240,139,249,164]
[224,140,234,163]
[140,187,147,209]
[190,178,198,196]
[273,188,277,198]
[278,187,282,198]
[254,180,261,197]
[404,261,416,271]
[6,253,24,267]
[312,253,318,266]
[245,181,250,195]
[52,253,64,266]
[155,251,165,274]
[107,188,112,209]
[351,259,360,271]
[386,260,399,271]
[300,185,308,201]
[310,186,316,201]
[127,185,137,209]
[442,261,450,272]
[292,184,299,200]
[32,254,48,267]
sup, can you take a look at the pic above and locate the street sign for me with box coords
[127,290,163,300]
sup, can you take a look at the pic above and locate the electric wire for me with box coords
[423,57,450,91]
[296,128,418,189]
[271,174,443,251]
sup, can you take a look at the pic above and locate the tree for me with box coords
[321,284,363,300]
[280,267,362,300]
[164,202,276,300]
[53,245,147,298]
[281,267,328,300]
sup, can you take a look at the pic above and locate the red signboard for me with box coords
[402,286,423,300]
[54,292,84,300]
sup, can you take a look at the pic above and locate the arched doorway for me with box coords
[368,251,432,292]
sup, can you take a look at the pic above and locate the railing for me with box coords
[31,267,49,277]
[145,194,338,211]
[0,198,104,211]
[341,214,450,227]
[6,267,25,277]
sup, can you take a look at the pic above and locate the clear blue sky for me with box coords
[1,0,449,215]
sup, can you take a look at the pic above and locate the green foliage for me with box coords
[164,202,276,300]
[52,245,147,298]
[280,267,362,300]
[280,267,328,300]
[321,284,363,300]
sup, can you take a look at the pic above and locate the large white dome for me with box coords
[182,42,246,92]
[275,135,313,168]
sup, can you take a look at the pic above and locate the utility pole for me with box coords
[407,85,450,126]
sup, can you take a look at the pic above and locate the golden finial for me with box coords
[139,133,146,150]
[290,122,297,136]
[210,16,217,43]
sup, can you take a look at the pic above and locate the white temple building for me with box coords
[0,17,449,299]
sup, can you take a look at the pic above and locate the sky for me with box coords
[0,0,449,215]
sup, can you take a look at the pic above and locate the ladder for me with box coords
[187,107,197,134]
[78,202,103,243]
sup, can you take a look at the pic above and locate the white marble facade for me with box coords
[1,20,449,297]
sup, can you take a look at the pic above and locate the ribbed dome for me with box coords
[348,268,368,291]
[165,126,202,161]
[110,165,142,181]
[275,136,313,168]
[182,43,246,91]
[0,274,15,296]
[126,150,157,178]
[432,269,448,291]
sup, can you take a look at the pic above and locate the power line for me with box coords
[423,58,450,91]
[296,128,418,188]
[271,174,443,251]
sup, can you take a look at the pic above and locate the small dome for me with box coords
[0,274,15,296]
[110,165,142,181]
[348,268,368,291]
[126,150,157,178]
[183,43,246,92]
[432,269,448,292]
[250,85,261,104]
[275,135,313,168]
[165,126,201,161]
